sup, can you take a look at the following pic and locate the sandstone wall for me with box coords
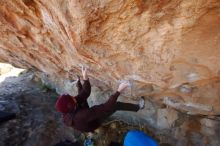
[0,0,220,115]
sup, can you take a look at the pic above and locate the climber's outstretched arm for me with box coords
[75,66,91,103]
[75,79,91,103]
[84,82,130,121]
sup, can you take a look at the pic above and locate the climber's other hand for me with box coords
[117,82,129,92]
[81,66,88,80]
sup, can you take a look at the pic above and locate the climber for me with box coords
[55,66,145,132]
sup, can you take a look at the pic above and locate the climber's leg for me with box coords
[115,102,139,112]
[115,96,145,112]
[100,102,140,122]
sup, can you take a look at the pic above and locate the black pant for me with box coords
[115,102,139,112]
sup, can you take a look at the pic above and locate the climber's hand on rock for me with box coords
[117,82,129,93]
[81,66,88,80]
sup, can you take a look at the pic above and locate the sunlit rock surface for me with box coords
[0,1,220,145]
[0,0,219,115]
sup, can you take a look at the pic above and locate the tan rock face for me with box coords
[0,0,220,115]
